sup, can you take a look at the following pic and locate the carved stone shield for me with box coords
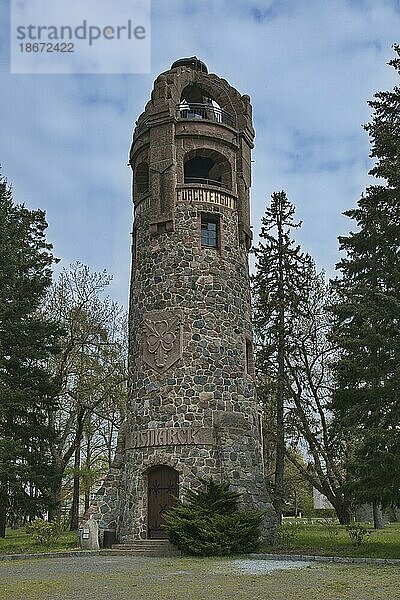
[142,310,182,373]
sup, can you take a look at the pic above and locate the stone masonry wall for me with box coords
[89,199,275,541]
[89,62,276,543]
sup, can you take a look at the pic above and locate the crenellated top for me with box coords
[130,58,254,158]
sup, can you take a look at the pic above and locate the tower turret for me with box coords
[90,59,276,542]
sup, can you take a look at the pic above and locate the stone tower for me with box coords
[90,57,276,542]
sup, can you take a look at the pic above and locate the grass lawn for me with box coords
[264,520,400,559]
[0,528,78,555]
[0,556,399,600]
[1,522,399,559]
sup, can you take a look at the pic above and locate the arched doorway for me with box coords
[147,466,179,539]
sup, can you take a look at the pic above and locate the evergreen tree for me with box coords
[163,478,263,556]
[331,46,400,508]
[252,191,312,522]
[0,173,62,536]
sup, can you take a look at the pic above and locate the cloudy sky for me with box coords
[1,0,399,307]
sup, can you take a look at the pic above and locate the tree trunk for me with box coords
[333,501,352,525]
[372,500,384,529]
[274,212,285,525]
[0,482,8,537]
[70,440,81,530]
[274,396,285,523]
[0,503,6,538]
[84,429,91,513]
[48,472,63,521]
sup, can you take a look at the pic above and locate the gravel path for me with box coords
[0,554,398,600]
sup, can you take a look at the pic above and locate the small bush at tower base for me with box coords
[163,478,263,556]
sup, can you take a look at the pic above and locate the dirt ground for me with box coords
[0,555,399,600]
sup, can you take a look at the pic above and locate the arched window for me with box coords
[135,161,149,196]
[185,157,218,186]
[183,149,232,190]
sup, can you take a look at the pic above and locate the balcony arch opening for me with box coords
[135,161,149,196]
[178,85,235,128]
[182,84,210,104]
[183,149,232,190]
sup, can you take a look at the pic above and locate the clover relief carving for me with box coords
[142,310,182,373]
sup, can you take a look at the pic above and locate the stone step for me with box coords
[111,547,176,552]
[112,542,175,548]
[107,540,181,557]
[103,549,180,557]
[113,539,173,544]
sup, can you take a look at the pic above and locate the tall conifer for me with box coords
[331,46,400,507]
[253,191,312,522]
[0,174,62,535]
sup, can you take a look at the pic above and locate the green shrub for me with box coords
[323,519,341,546]
[274,522,303,549]
[346,522,372,547]
[163,478,263,556]
[25,518,63,546]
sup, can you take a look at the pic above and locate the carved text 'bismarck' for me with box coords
[126,427,213,449]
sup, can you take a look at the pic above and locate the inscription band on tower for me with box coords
[177,187,237,210]
[126,427,213,449]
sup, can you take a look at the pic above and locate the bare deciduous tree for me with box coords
[44,263,127,526]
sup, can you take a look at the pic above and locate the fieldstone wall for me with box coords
[90,200,276,541]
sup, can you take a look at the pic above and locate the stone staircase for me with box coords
[102,539,181,557]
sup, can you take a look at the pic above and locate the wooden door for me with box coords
[147,466,179,539]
